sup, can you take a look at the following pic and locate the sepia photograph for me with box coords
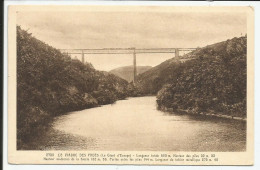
[7,5,254,165]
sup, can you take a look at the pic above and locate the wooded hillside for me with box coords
[109,65,152,82]
[17,26,129,149]
[156,36,247,117]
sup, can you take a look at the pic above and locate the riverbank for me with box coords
[17,27,132,149]
[158,105,246,121]
[17,96,128,150]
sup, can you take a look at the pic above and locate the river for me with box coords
[33,96,246,151]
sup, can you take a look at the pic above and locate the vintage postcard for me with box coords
[8,5,254,165]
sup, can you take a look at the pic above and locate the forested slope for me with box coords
[156,36,247,117]
[109,65,152,82]
[17,26,129,149]
[136,37,247,97]
[135,57,182,95]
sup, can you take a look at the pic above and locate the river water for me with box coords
[35,96,246,151]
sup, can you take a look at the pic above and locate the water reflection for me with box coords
[36,96,246,151]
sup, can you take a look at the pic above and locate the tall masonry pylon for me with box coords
[133,48,137,85]
[81,50,85,63]
[175,48,180,60]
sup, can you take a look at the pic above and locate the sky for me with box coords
[17,10,247,71]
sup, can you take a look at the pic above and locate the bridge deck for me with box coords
[59,47,197,84]
[59,48,196,55]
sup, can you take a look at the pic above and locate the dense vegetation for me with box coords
[155,36,247,118]
[135,57,182,95]
[17,26,129,149]
[109,65,152,82]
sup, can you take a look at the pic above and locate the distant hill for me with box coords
[109,65,152,82]
[135,58,180,94]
